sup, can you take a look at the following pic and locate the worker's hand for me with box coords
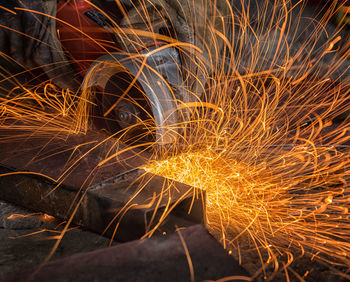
[0,0,80,89]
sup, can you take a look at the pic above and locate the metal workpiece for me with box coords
[2,225,251,282]
[0,130,205,241]
[86,170,205,240]
[0,129,149,188]
[0,166,204,241]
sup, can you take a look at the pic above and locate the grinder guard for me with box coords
[82,46,185,145]
[55,0,215,145]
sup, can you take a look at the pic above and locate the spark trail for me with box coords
[0,0,349,280]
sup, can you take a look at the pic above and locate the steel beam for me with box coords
[0,130,205,241]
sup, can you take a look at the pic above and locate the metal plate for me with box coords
[0,130,205,241]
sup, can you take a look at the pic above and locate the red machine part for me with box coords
[55,1,183,144]
[56,0,120,76]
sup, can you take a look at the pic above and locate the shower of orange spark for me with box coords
[145,0,350,279]
[0,0,349,280]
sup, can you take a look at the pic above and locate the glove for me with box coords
[0,0,80,89]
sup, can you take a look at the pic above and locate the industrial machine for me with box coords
[0,0,208,243]
[56,0,198,144]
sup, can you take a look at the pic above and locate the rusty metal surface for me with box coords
[0,129,150,188]
[0,130,204,241]
[0,164,204,240]
[1,224,252,282]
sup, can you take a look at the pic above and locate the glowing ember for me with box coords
[7,213,41,220]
